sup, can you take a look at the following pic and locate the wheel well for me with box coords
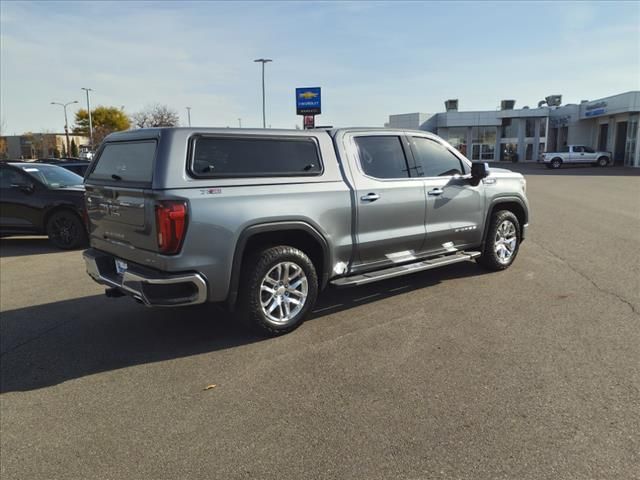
[43,206,84,231]
[490,202,527,239]
[241,229,326,286]
[552,157,562,162]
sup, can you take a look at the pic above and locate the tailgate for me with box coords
[85,139,159,254]
[86,185,158,252]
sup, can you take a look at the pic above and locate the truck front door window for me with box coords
[410,137,464,177]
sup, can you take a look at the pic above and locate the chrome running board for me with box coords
[330,251,481,287]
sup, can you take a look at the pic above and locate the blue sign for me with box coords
[296,87,321,115]
[585,108,606,117]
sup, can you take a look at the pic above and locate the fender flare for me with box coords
[481,195,529,246]
[227,220,331,308]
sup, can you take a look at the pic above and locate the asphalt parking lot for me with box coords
[1,164,639,480]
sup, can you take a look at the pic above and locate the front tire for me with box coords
[597,156,609,167]
[46,210,87,249]
[477,210,520,271]
[240,246,318,336]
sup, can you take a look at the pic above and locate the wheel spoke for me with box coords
[283,300,290,317]
[261,285,276,294]
[267,297,279,313]
[264,276,278,286]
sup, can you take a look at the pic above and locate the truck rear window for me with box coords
[89,140,156,184]
[190,136,322,178]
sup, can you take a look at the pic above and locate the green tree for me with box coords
[73,106,130,146]
[70,139,78,157]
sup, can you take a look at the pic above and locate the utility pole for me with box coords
[186,107,192,127]
[51,100,78,157]
[253,58,272,128]
[81,88,93,148]
[238,118,242,128]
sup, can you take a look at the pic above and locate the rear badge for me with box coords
[200,188,222,195]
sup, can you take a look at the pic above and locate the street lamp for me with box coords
[51,100,79,156]
[254,58,272,128]
[80,88,93,148]
[238,118,242,128]
[186,106,192,127]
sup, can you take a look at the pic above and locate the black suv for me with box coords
[0,162,88,249]
[33,158,91,176]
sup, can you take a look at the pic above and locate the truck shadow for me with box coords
[0,262,484,393]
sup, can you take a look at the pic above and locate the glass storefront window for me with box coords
[539,118,547,139]
[525,143,534,160]
[501,119,517,138]
[500,142,518,162]
[625,114,638,166]
[446,127,467,157]
[525,119,536,138]
[471,127,496,161]
[472,126,497,145]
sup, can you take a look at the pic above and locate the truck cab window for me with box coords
[354,136,410,179]
[411,137,464,177]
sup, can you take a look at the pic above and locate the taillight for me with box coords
[155,201,187,254]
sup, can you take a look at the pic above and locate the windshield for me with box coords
[20,164,84,188]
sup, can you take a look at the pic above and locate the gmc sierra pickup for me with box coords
[83,127,529,335]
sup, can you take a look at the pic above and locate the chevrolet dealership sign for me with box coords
[296,87,321,115]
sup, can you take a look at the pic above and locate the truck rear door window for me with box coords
[354,136,411,179]
[89,140,156,184]
[190,136,322,177]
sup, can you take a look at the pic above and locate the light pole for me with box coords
[186,107,192,126]
[238,118,242,128]
[253,58,272,128]
[81,88,93,148]
[51,100,78,156]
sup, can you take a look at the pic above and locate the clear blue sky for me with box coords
[1,0,639,134]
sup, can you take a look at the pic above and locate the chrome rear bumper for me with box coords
[83,249,208,307]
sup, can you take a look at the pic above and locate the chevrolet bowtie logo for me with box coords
[298,91,319,99]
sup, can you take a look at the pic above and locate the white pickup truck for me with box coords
[541,145,611,169]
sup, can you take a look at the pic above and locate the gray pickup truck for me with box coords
[83,128,529,334]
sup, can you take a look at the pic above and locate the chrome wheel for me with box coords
[260,261,308,325]
[494,220,517,264]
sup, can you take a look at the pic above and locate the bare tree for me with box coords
[131,104,180,128]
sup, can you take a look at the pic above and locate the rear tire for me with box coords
[597,156,609,167]
[46,210,87,250]
[240,246,318,336]
[550,158,562,169]
[477,210,520,271]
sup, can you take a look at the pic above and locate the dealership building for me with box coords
[386,91,640,167]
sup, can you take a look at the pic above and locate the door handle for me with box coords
[360,193,380,202]
[428,188,444,196]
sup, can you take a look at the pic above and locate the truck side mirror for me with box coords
[470,162,489,185]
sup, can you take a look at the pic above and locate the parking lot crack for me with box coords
[530,239,639,317]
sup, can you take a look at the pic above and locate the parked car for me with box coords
[0,162,88,249]
[541,145,611,169]
[83,127,529,335]
[33,158,91,176]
